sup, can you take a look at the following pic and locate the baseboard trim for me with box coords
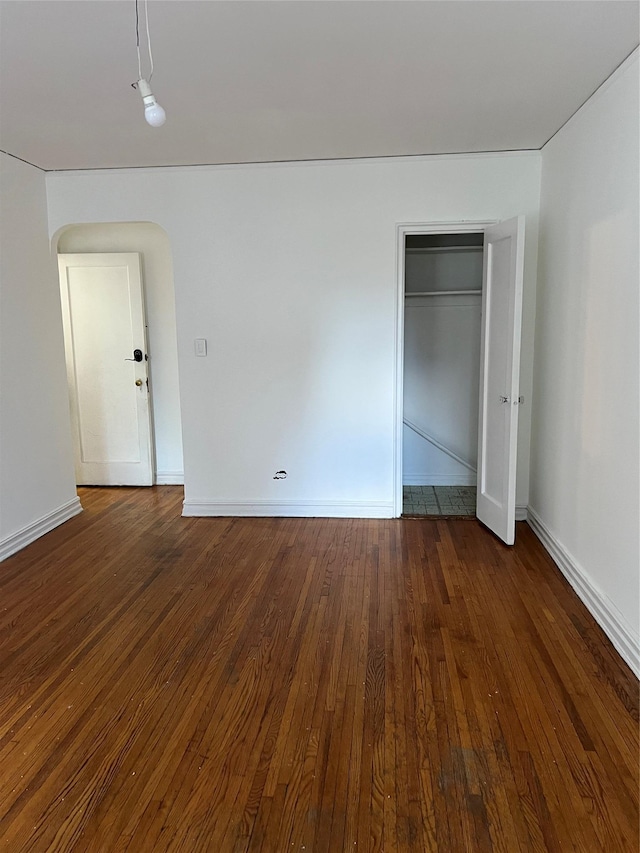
[403,474,476,486]
[0,496,83,562]
[183,500,394,519]
[515,505,528,522]
[527,506,640,678]
[155,471,184,485]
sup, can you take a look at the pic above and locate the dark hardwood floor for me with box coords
[0,487,637,852]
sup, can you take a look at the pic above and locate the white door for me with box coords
[58,253,154,486]
[476,217,525,545]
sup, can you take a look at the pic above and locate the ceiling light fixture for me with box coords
[131,0,166,127]
[137,78,166,127]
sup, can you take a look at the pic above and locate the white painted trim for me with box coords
[0,497,83,562]
[403,474,476,486]
[515,505,528,522]
[182,500,394,519]
[393,226,405,518]
[155,471,184,485]
[394,220,497,519]
[527,507,640,678]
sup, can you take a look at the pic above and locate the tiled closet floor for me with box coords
[403,486,476,517]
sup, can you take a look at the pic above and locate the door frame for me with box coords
[393,220,497,517]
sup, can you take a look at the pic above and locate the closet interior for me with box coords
[402,232,483,516]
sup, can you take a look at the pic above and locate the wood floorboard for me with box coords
[0,486,637,852]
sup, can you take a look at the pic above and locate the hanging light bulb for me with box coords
[131,1,165,127]
[136,78,166,127]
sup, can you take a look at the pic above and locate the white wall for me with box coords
[46,152,541,515]
[403,423,475,486]
[0,153,79,559]
[531,53,639,672]
[56,223,183,483]
[403,249,482,485]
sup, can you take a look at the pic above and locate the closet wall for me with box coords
[402,234,483,485]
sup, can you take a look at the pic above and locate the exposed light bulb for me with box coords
[136,78,166,127]
[144,100,166,127]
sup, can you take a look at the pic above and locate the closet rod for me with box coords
[405,289,481,297]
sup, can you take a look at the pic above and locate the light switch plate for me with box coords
[194,338,207,357]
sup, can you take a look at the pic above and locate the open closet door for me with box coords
[476,216,525,545]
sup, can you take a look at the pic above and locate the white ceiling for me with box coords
[0,1,638,171]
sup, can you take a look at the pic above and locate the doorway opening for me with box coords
[394,217,525,545]
[54,222,183,490]
[401,230,484,517]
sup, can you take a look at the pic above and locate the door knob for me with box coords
[135,379,143,387]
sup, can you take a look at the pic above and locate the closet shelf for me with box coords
[405,246,482,254]
[405,289,481,297]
